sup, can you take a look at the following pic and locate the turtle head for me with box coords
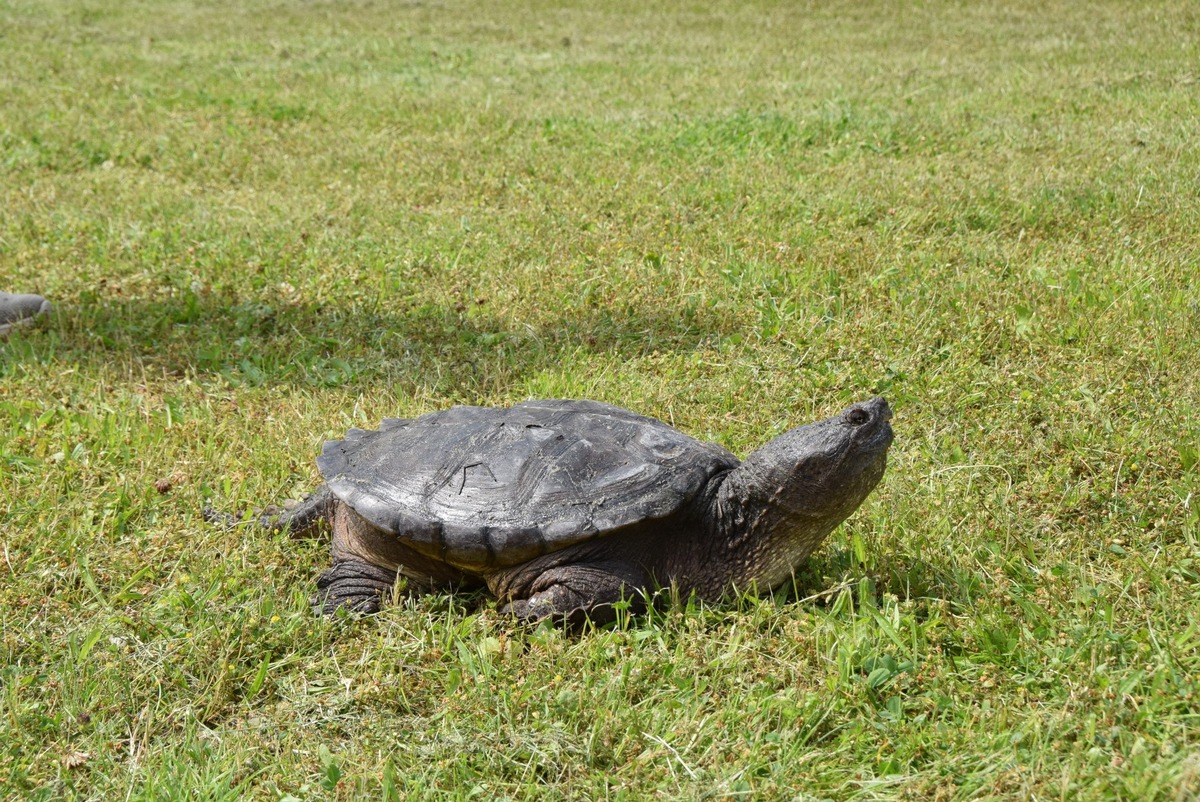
[710,397,893,590]
[741,396,893,522]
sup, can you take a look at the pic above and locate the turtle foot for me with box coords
[498,565,648,628]
[501,595,623,630]
[500,580,641,629]
[314,559,397,615]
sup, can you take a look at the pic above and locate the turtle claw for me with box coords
[499,597,554,625]
[500,587,625,631]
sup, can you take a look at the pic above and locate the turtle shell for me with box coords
[316,399,738,571]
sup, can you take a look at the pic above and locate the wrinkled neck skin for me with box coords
[675,460,864,599]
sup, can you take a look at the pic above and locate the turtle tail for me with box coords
[203,484,335,539]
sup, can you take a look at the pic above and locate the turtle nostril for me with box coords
[847,408,870,426]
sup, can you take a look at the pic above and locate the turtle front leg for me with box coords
[499,566,647,627]
[314,559,398,615]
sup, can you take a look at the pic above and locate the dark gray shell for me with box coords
[316,399,738,571]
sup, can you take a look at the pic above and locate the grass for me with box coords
[2,0,1198,798]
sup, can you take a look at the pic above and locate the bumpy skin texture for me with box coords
[229,397,894,623]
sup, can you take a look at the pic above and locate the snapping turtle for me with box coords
[213,397,892,623]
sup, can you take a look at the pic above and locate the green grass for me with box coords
[2,0,1199,798]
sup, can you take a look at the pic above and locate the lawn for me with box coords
[2,0,1198,799]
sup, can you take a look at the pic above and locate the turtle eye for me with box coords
[847,408,870,426]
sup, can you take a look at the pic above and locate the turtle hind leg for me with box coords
[314,559,398,615]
